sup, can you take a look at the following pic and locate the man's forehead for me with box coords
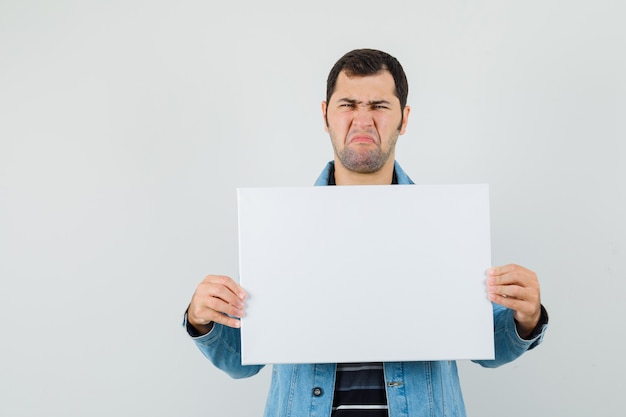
[331,70,398,102]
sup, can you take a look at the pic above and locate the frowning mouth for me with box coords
[348,134,377,145]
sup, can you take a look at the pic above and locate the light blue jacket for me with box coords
[188,161,548,417]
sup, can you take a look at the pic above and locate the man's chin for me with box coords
[336,147,392,174]
[341,157,385,174]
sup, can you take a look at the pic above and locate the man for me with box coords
[184,49,548,417]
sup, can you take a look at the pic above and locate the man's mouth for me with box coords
[348,134,377,145]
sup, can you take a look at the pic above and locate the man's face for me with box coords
[322,70,410,174]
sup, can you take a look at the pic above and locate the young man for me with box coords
[184,49,549,417]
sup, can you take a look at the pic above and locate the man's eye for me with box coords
[373,105,388,109]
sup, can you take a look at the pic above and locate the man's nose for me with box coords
[352,107,374,127]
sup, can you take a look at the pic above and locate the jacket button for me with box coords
[312,387,323,396]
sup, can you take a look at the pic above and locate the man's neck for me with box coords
[333,158,396,185]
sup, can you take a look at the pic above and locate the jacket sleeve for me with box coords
[472,303,548,369]
[183,314,265,379]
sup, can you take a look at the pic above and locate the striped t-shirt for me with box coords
[331,362,388,417]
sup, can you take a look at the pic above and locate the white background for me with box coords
[1,1,624,416]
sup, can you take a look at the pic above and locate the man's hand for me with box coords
[487,264,541,339]
[187,275,247,335]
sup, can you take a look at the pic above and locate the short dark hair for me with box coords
[326,49,409,111]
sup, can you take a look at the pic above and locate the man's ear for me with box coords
[321,101,329,132]
[399,105,411,135]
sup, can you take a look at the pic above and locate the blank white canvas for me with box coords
[237,184,493,365]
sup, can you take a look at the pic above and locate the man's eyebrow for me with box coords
[368,99,392,106]
[336,98,392,106]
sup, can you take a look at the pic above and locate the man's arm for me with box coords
[184,275,263,379]
[487,264,542,338]
[474,264,548,368]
